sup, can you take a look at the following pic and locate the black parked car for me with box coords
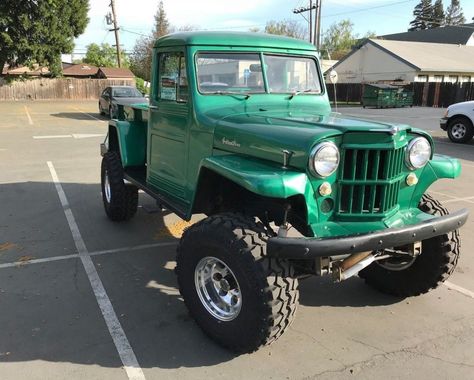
[99,86,148,118]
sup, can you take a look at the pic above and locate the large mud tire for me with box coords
[359,194,460,297]
[101,151,138,222]
[176,213,299,353]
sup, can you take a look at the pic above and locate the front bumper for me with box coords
[267,208,468,259]
[440,117,448,131]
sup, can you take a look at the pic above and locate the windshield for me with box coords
[112,87,143,98]
[264,55,321,94]
[196,52,321,95]
[196,53,265,94]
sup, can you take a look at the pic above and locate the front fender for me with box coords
[109,119,147,167]
[200,154,319,222]
[411,154,461,206]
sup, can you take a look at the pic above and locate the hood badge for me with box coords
[222,137,241,148]
[282,150,294,169]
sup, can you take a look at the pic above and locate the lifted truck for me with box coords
[100,32,468,353]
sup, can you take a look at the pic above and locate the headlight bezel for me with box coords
[405,136,431,170]
[308,141,340,178]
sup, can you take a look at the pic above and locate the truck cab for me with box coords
[100,32,468,354]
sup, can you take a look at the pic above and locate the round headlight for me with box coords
[309,142,340,177]
[406,137,431,170]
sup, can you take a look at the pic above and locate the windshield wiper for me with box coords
[288,89,320,100]
[208,91,251,99]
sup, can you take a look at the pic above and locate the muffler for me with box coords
[333,251,375,282]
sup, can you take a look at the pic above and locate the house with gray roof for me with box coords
[380,23,474,46]
[333,38,474,84]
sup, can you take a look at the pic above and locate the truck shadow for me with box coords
[50,112,109,121]
[0,181,236,371]
[298,276,402,307]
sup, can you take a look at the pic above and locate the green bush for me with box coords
[135,77,149,95]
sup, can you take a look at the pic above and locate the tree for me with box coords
[129,36,154,81]
[445,0,466,25]
[321,20,365,60]
[409,0,434,31]
[154,1,170,38]
[129,1,197,81]
[0,0,89,76]
[263,20,307,40]
[431,0,445,28]
[83,43,117,68]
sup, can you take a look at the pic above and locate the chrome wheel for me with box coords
[194,256,242,321]
[104,170,111,203]
[451,123,466,140]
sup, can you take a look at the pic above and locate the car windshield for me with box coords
[196,53,265,94]
[112,87,142,98]
[263,54,321,94]
[196,53,321,95]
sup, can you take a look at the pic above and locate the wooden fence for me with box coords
[327,82,474,108]
[0,78,135,100]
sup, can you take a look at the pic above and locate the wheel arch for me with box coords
[106,120,147,168]
[190,156,316,236]
[447,113,474,128]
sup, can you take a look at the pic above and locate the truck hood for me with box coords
[212,109,413,169]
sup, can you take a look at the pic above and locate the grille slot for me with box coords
[337,147,405,215]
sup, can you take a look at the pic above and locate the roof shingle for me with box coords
[370,39,474,72]
[380,24,474,45]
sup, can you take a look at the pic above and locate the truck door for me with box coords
[147,50,189,204]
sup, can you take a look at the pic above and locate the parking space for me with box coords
[0,102,473,379]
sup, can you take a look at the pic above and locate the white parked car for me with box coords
[440,100,474,143]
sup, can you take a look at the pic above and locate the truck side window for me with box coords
[158,52,187,103]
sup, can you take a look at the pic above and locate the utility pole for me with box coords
[109,0,121,67]
[309,0,313,44]
[316,0,322,51]
[293,3,317,45]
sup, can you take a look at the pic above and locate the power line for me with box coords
[121,28,150,37]
[323,0,416,18]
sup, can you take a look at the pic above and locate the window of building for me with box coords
[415,75,428,82]
[448,75,458,83]
[433,75,443,83]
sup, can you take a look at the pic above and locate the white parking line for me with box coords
[444,281,474,299]
[442,196,474,204]
[24,106,33,125]
[33,134,105,140]
[47,161,146,380]
[33,135,72,139]
[73,107,106,123]
[0,242,177,270]
[428,190,471,201]
[0,253,78,269]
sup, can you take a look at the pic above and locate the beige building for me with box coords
[333,39,474,84]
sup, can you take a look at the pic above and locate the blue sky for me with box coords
[71,0,474,58]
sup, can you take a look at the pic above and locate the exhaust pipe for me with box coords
[333,251,375,282]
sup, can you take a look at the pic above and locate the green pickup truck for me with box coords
[100,32,468,353]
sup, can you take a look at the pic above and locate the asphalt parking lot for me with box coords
[0,101,473,380]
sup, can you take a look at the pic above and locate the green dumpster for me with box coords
[362,84,398,108]
[394,89,414,107]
